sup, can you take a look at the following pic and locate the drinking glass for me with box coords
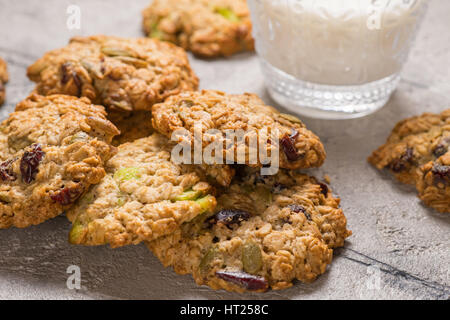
[248,0,429,119]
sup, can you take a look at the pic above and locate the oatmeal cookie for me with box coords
[369,110,450,185]
[142,0,254,58]
[0,94,119,229]
[148,168,351,292]
[66,134,222,248]
[0,57,8,105]
[108,110,154,146]
[369,110,449,213]
[27,35,198,112]
[152,90,326,170]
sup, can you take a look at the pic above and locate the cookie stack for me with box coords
[0,1,352,293]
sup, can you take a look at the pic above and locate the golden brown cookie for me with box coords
[0,57,8,105]
[142,0,254,58]
[66,134,219,248]
[148,168,351,292]
[27,35,199,112]
[369,109,449,212]
[152,90,326,170]
[0,94,119,228]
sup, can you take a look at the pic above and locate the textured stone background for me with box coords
[0,0,449,300]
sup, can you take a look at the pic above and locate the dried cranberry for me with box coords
[20,144,44,184]
[280,129,302,161]
[287,204,311,221]
[432,164,450,183]
[216,271,268,291]
[433,138,449,158]
[61,63,82,97]
[389,147,414,173]
[0,158,17,182]
[50,186,83,205]
[319,183,329,196]
[72,73,82,97]
[433,144,447,158]
[61,63,71,84]
[211,209,250,226]
[287,204,305,213]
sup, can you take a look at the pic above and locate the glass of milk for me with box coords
[248,0,429,119]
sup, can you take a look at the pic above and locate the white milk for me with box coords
[250,0,427,85]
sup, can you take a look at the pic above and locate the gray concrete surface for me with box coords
[0,0,449,300]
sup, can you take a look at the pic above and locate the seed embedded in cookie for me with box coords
[151,90,326,170]
[0,94,119,229]
[27,35,199,112]
[369,109,450,213]
[142,0,254,58]
[66,134,226,248]
[147,168,351,293]
[0,57,8,105]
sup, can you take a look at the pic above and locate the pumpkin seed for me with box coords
[242,241,263,274]
[115,56,148,68]
[199,245,218,274]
